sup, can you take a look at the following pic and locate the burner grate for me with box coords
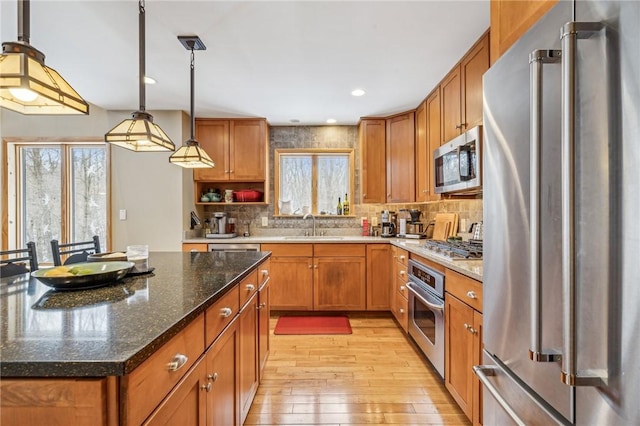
[423,240,483,259]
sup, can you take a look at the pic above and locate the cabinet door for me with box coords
[206,318,240,426]
[461,32,489,130]
[415,101,429,202]
[314,257,366,310]
[269,256,314,310]
[239,293,259,424]
[386,112,415,203]
[144,360,207,426]
[445,294,474,420]
[194,120,230,181]
[426,87,442,201]
[258,278,270,379]
[229,120,266,181]
[359,119,387,203]
[472,311,483,426]
[441,66,462,144]
[366,244,391,310]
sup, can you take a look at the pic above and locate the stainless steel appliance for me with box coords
[208,243,260,252]
[406,258,445,378]
[206,212,237,239]
[381,210,396,237]
[433,125,481,194]
[477,1,639,424]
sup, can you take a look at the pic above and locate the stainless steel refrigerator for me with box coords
[478,0,639,424]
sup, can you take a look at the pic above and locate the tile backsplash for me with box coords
[201,125,482,237]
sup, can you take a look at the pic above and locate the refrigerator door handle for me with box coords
[473,365,527,426]
[560,21,608,387]
[528,49,562,364]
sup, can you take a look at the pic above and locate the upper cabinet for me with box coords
[194,118,268,182]
[441,31,490,144]
[386,112,415,203]
[359,119,387,204]
[416,88,441,202]
[490,0,557,65]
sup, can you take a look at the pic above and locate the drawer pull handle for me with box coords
[399,255,406,261]
[466,291,478,299]
[399,308,405,314]
[246,284,256,291]
[261,269,269,276]
[400,285,406,291]
[400,270,406,276]
[256,302,267,310]
[207,373,218,382]
[167,353,188,372]
[220,307,233,318]
[201,382,212,392]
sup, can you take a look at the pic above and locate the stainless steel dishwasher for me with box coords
[207,243,261,252]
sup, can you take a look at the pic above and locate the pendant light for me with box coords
[0,0,89,114]
[169,36,214,168]
[104,0,175,152]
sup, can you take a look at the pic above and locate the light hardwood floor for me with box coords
[246,314,469,425]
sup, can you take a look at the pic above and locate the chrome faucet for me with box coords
[303,213,316,236]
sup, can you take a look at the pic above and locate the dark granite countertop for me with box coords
[0,251,270,378]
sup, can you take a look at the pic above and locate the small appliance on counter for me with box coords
[380,210,396,238]
[405,209,426,239]
[205,212,237,238]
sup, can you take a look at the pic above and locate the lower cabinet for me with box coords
[258,271,271,379]
[206,318,240,426]
[444,269,483,425]
[390,246,409,331]
[263,244,313,310]
[366,244,391,310]
[239,292,259,424]
[182,243,209,252]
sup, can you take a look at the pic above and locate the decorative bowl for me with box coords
[87,252,128,262]
[31,261,134,291]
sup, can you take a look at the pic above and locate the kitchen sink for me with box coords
[283,236,344,240]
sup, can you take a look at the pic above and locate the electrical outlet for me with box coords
[119,209,127,220]
[261,216,268,227]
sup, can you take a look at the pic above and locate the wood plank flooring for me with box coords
[246,314,469,425]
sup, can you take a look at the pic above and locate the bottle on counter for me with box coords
[342,193,350,215]
[336,197,343,215]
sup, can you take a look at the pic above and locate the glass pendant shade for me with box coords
[169,139,215,168]
[1,44,89,115]
[104,0,174,152]
[105,111,175,152]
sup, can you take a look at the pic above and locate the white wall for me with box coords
[1,106,192,251]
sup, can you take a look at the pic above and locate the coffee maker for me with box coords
[406,209,426,238]
[206,212,237,238]
[381,210,396,238]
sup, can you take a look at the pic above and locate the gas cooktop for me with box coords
[423,239,483,260]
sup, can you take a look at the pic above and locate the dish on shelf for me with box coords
[233,189,263,202]
[31,261,134,291]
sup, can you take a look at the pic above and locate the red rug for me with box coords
[274,315,352,335]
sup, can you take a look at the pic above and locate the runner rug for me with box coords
[273,315,352,335]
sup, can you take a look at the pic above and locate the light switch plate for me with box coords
[261,216,268,227]
[119,209,127,220]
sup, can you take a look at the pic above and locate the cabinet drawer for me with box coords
[313,244,365,257]
[394,290,409,333]
[258,258,271,288]
[123,315,205,426]
[396,261,408,282]
[261,244,312,257]
[446,269,483,312]
[396,274,408,300]
[393,247,409,266]
[239,269,259,308]
[206,285,240,346]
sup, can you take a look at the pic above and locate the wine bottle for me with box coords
[336,197,342,215]
[342,193,350,215]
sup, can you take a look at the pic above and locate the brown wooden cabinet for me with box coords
[182,243,209,252]
[257,265,271,379]
[358,119,387,203]
[262,244,314,310]
[193,120,230,181]
[366,244,391,310]
[415,89,442,202]
[444,269,483,424]
[440,31,490,144]
[490,0,557,64]
[386,112,416,203]
[390,246,409,332]
[239,292,259,424]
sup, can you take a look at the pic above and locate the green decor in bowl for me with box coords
[31,261,134,291]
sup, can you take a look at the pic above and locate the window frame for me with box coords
[2,138,111,256]
[274,148,354,216]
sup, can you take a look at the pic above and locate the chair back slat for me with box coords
[50,236,101,266]
[0,242,38,277]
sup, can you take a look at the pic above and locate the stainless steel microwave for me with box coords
[434,125,482,194]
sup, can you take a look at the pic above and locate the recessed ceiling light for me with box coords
[144,76,156,84]
[326,118,337,124]
[351,89,366,97]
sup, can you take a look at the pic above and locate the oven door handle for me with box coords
[406,282,444,312]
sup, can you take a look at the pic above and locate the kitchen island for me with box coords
[0,251,271,425]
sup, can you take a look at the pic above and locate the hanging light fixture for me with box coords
[169,36,214,168]
[0,0,89,114]
[104,0,175,152]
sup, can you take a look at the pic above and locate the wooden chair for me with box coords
[0,242,39,277]
[50,236,101,266]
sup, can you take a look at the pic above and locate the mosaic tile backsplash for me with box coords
[202,125,482,237]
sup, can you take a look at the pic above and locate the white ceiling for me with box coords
[1,0,490,125]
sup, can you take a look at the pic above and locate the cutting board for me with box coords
[432,213,459,240]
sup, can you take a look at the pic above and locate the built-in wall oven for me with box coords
[406,258,445,378]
